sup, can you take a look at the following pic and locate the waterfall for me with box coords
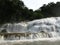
[0,17,60,41]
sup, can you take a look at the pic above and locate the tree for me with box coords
[0,0,26,23]
[40,2,56,17]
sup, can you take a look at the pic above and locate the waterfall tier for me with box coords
[0,17,60,40]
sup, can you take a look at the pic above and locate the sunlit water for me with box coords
[0,17,60,45]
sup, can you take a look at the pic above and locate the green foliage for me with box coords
[0,0,25,23]
[0,0,44,24]
[40,2,60,17]
[0,0,60,24]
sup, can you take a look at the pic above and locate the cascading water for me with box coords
[1,17,60,45]
[27,17,60,38]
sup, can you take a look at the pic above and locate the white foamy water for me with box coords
[1,17,60,44]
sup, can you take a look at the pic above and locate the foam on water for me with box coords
[0,37,60,44]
